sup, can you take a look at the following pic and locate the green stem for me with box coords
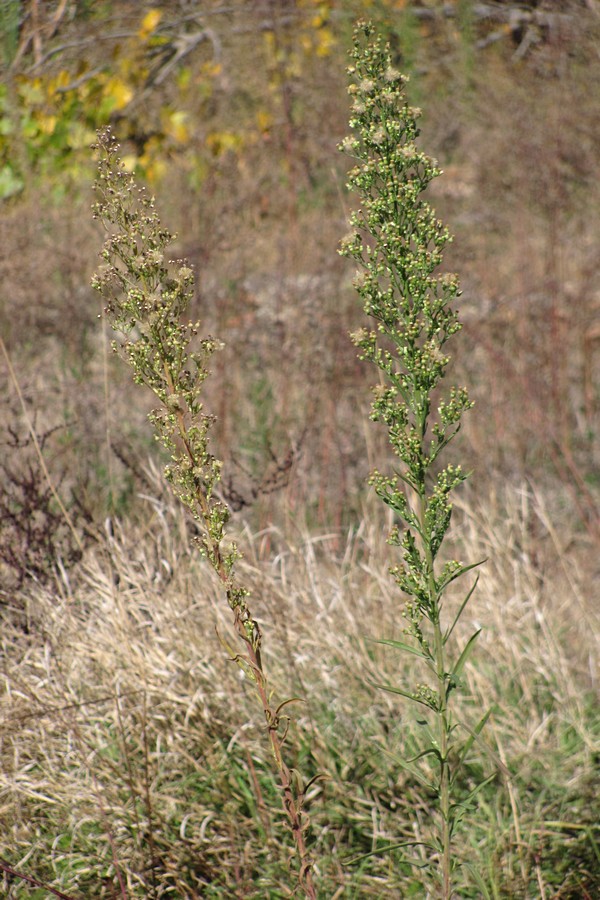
[433,603,451,900]
[417,450,451,898]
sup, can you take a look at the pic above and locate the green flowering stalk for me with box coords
[340,22,491,898]
[91,128,317,899]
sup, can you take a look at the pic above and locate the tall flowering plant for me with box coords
[340,22,491,898]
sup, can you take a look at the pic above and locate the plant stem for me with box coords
[419,456,452,898]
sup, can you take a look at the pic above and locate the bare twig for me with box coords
[0,857,78,900]
[0,336,84,555]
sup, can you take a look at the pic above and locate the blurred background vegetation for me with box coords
[1,0,599,556]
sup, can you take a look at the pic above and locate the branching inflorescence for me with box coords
[92,128,317,899]
[340,22,490,897]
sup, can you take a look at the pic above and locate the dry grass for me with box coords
[2,1,599,531]
[1,471,597,897]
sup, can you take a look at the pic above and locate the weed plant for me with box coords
[91,129,317,899]
[340,22,492,896]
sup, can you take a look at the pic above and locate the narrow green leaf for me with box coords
[444,572,481,640]
[450,707,494,785]
[376,744,438,791]
[451,773,497,815]
[451,628,481,680]
[587,827,600,867]
[375,638,430,659]
[464,862,493,900]
[407,746,443,765]
[368,679,434,709]
[345,840,432,866]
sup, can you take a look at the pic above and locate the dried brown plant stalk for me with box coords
[91,128,317,899]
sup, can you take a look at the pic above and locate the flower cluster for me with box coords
[339,22,474,617]
[92,128,258,643]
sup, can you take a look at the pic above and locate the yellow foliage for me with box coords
[163,110,190,145]
[177,67,192,91]
[201,61,222,79]
[17,76,44,105]
[136,135,167,183]
[296,2,336,58]
[256,110,274,134]
[120,154,138,173]
[263,31,276,56]
[206,130,244,157]
[300,0,331,11]
[300,34,311,54]
[65,122,96,150]
[116,53,148,87]
[35,113,57,135]
[144,156,167,183]
[314,26,335,57]
[138,9,162,42]
[104,77,134,112]
[46,70,71,97]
